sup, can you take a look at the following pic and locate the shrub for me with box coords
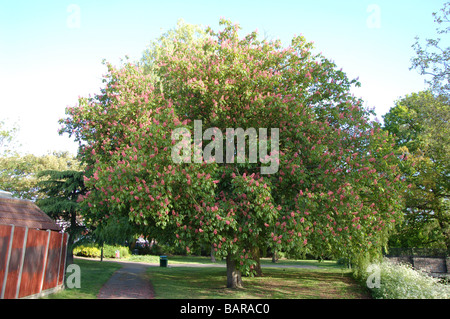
[103,244,131,258]
[366,259,450,299]
[73,243,130,258]
[149,242,188,256]
[73,244,101,258]
[336,257,352,268]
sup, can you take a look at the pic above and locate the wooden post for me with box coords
[15,226,28,299]
[1,225,14,299]
[62,233,69,285]
[39,230,52,294]
[56,232,64,286]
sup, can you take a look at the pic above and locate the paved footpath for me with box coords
[97,261,155,299]
[92,258,318,299]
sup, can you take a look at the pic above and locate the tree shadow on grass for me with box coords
[148,267,372,299]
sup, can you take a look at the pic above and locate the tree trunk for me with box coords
[250,246,263,277]
[66,210,76,265]
[272,249,278,263]
[436,210,450,251]
[210,244,216,262]
[66,246,74,265]
[226,255,243,289]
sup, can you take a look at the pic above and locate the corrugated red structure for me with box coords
[0,197,69,299]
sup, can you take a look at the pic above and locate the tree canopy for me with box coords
[0,119,20,156]
[383,91,450,250]
[60,19,406,287]
[37,170,87,262]
[0,151,82,200]
[411,2,450,98]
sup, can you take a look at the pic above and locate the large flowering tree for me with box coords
[60,19,406,288]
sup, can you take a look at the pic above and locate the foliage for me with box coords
[143,240,201,256]
[383,91,450,250]
[36,169,87,258]
[37,170,87,221]
[73,244,102,258]
[73,243,131,258]
[60,19,406,287]
[0,119,20,156]
[140,19,206,85]
[91,214,141,246]
[411,2,450,98]
[365,259,450,299]
[0,151,82,200]
[388,1,450,251]
[102,244,131,258]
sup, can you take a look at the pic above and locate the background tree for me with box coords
[0,119,20,156]
[0,151,82,200]
[157,19,406,279]
[36,170,87,263]
[78,187,148,261]
[140,19,206,85]
[60,19,406,288]
[411,2,450,98]
[383,91,450,251]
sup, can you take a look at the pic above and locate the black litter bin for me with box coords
[160,255,168,267]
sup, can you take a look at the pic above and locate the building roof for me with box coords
[0,189,13,199]
[0,197,61,231]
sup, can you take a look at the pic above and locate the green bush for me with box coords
[73,243,130,258]
[103,244,131,258]
[149,242,188,256]
[73,244,101,258]
[365,259,450,299]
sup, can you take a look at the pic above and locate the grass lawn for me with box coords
[126,254,224,265]
[43,255,371,299]
[145,257,372,299]
[125,254,345,268]
[42,258,123,299]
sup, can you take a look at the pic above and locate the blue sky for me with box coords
[0,0,445,156]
